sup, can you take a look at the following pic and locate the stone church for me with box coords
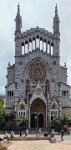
[5,5,71,128]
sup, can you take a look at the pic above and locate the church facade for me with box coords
[5,5,71,128]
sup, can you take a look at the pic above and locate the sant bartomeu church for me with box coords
[5,5,71,128]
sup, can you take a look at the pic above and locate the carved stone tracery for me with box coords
[28,60,47,83]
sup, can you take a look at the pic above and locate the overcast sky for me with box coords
[0,0,71,95]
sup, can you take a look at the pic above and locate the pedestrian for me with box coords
[38,128,42,136]
[24,129,28,136]
[61,129,64,141]
[26,128,29,136]
[20,130,22,137]
[4,131,9,141]
[51,129,55,137]
[10,131,14,141]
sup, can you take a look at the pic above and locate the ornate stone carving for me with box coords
[28,60,46,83]
[36,88,41,95]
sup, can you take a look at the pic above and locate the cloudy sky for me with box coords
[0,0,71,95]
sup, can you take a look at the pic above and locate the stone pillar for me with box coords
[14,99,18,117]
[28,42,29,53]
[47,94,51,132]
[39,39,40,50]
[49,44,51,55]
[28,105,31,129]
[24,44,25,55]
[58,88,62,116]
[42,41,44,51]
[35,39,36,49]
[46,43,48,53]
[32,41,33,50]
[46,103,47,127]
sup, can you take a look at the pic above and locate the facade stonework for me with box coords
[5,5,71,128]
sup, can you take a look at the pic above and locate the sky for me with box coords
[0,0,71,95]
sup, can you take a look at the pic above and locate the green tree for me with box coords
[16,116,28,129]
[51,116,61,131]
[0,96,5,128]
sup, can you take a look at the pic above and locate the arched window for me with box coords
[28,38,32,52]
[51,103,57,109]
[51,43,54,55]
[25,41,28,54]
[21,42,24,55]
[36,35,39,49]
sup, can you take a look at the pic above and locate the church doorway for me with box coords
[38,113,44,127]
[30,98,46,128]
[31,113,37,127]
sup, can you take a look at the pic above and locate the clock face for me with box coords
[28,60,47,83]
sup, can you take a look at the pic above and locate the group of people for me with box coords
[51,128,64,141]
[3,127,64,141]
[19,128,29,137]
[4,130,14,141]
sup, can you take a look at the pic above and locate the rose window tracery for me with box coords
[28,61,47,83]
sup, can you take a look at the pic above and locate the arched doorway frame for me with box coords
[30,98,46,128]
[30,112,44,128]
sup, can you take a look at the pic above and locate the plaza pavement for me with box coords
[7,140,71,150]
[5,134,71,150]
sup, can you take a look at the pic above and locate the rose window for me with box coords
[28,61,46,82]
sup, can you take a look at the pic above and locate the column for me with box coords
[35,39,36,49]
[49,44,51,55]
[28,42,29,53]
[24,45,25,55]
[39,39,40,50]
[28,105,31,129]
[46,103,47,127]
[58,88,62,116]
[46,42,48,53]
[32,41,33,51]
[42,41,44,51]
[47,94,51,132]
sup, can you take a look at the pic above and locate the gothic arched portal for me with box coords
[30,98,46,128]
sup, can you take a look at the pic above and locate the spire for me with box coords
[55,4,59,19]
[53,4,60,35]
[17,4,20,15]
[55,4,57,14]
[15,4,22,32]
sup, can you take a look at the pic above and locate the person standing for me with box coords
[61,129,64,141]
[10,131,14,141]
[20,130,22,137]
[38,128,42,136]
[24,129,28,136]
